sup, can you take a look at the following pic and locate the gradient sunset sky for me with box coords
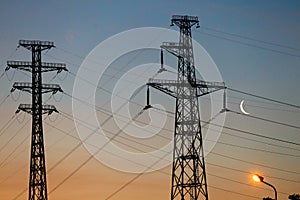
[0,1,299,200]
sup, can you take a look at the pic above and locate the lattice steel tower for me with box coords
[147,15,225,200]
[6,40,67,200]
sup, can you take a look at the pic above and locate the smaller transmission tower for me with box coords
[6,40,67,200]
[147,15,226,200]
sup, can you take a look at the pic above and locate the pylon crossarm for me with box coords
[17,104,58,115]
[19,40,54,51]
[12,82,63,94]
[147,78,226,98]
[194,80,226,97]
[6,61,67,73]
[161,42,183,58]
[171,15,199,27]
[147,79,177,98]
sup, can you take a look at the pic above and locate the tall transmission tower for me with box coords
[6,40,67,200]
[147,15,226,200]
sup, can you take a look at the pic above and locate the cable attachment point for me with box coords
[15,109,20,114]
[143,85,152,111]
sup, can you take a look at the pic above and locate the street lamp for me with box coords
[252,174,277,200]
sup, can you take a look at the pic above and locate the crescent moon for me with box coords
[240,100,250,115]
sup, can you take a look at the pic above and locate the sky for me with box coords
[0,1,300,200]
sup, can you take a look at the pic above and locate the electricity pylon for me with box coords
[147,15,226,200]
[6,40,67,200]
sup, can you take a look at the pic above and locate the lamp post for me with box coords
[253,174,277,200]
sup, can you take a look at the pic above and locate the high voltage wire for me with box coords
[53,111,300,184]
[60,113,292,200]
[54,46,300,117]
[229,109,300,130]
[0,91,60,155]
[196,30,300,58]
[0,117,29,153]
[228,88,300,109]
[49,47,300,113]
[1,86,288,200]
[0,93,11,107]
[69,66,300,145]
[224,97,300,114]
[46,107,300,198]
[3,72,298,200]
[208,185,260,199]
[54,55,300,116]
[206,162,300,184]
[0,132,28,167]
[0,115,16,137]
[151,106,300,146]
[61,104,300,165]
[42,35,300,134]
[202,95,300,114]
[201,26,300,51]
[3,36,300,199]
[9,104,297,199]
[208,173,289,195]
[210,127,300,152]
[0,112,66,171]
[211,152,300,175]
[213,140,300,157]
[65,85,300,152]
[48,107,145,195]
[207,118,300,146]
[43,111,294,200]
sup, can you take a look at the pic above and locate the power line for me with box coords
[65,88,300,162]
[0,115,16,137]
[44,118,279,200]
[12,107,293,200]
[0,132,28,167]
[48,108,144,195]
[0,117,29,153]
[67,65,300,147]
[208,173,289,195]
[215,139,300,157]
[211,127,300,152]
[202,26,300,51]
[228,88,300,109]
[206,119,300,146]
[151,106,300,146]
[54,111,300,185]
[69,121,277,200]
[208,185,259,199]
[6,41,298,199]
[58,108,300,186]
[206,162,300,184]
[211,151,300,175]
[229,109,300,130]
[196,30,300,58]
[50,111,300,185]
[67,88,300,157]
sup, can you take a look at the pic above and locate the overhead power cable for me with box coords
[228,88,300,109]
[196,30,300,58]
[211,152,300,175]
[202,26,300,51]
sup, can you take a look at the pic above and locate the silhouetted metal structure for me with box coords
[6,40,67,200]
[147,15,225,200]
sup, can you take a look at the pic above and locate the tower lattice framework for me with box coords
[6,40,67,200]
[147,15,226,200]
